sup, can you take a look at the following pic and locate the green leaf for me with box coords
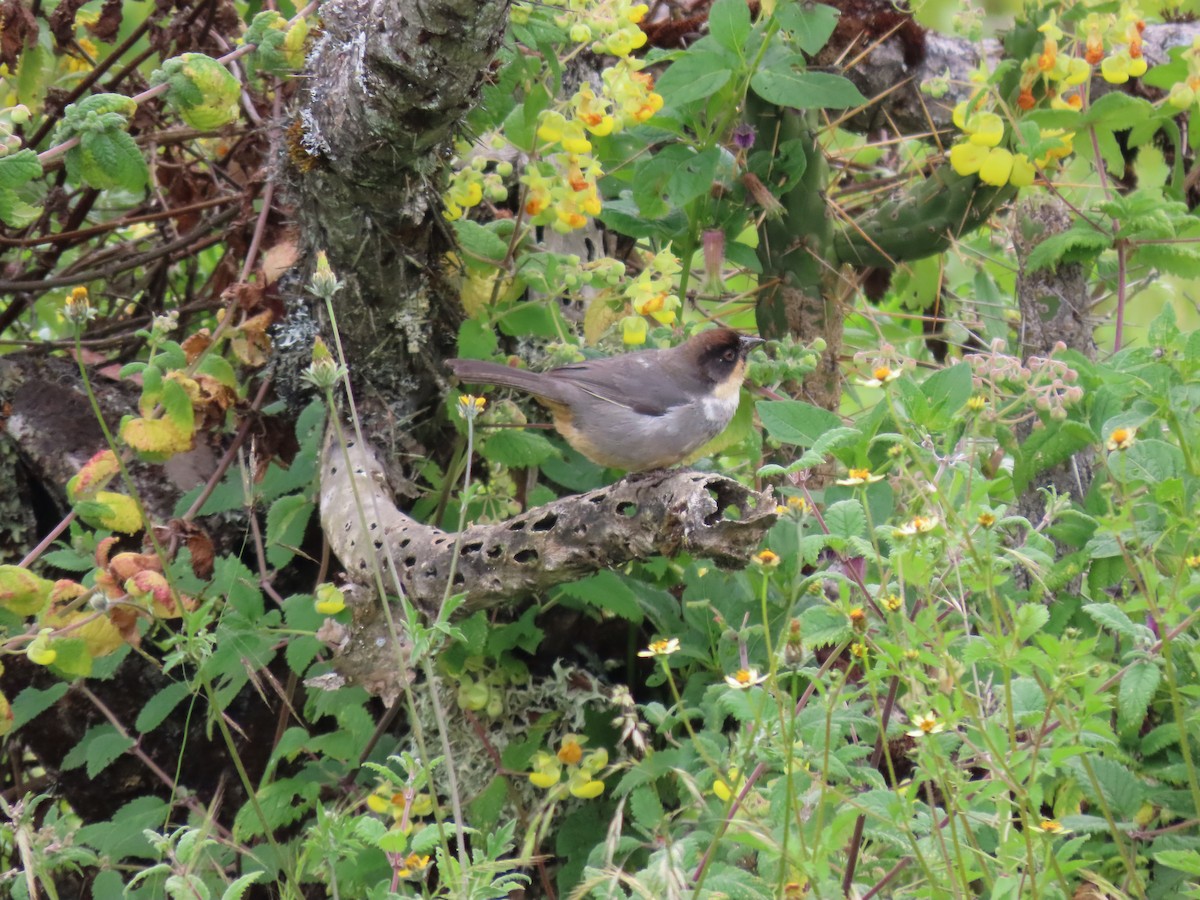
[825,499,866,540]
[160,377,196,436]
[1011,420,1094,495]
[1014,603,1049,642]
[555,570,643,623]
[151,53,241,129]
[11,683,69,732]
[751,61,865,109]
[0,149,42,188]
[457,318,499,357]
[50,637,92,677]
[220,871,266,900]
[1068,755,1145,820]
[709,0,752,55]
[1008,677,1046,725]
[62,723,135,776]
[1155,850,1200,877]
[481,429,560,467]
[233,778,320,839]
[756,399,842,446]
[656,50,734,107]
[921,362,973,423]
[1135,241,1200,278]
[1112,438,1184,486]
[776,3,840,54]
[265,494,314,569]
[1082,602,1142,641]
[1117,659,1161,736]
[1025,223,1112,271]
[629,784,666,829]
[68,128,149,191]
[453,218,509,265]
[136,681,193,733]
[468,775,508,835]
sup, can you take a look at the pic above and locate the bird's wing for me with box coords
[549,355,703,417]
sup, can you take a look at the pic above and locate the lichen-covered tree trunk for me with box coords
[290,0,510,443]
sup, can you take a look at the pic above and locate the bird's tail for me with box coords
[446,359,569,404]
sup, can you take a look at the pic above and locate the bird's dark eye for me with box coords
[722,349,736,362]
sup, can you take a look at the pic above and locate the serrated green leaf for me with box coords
[1111,438,1184,486]
[74,129,147,191]
[1008,676,1046,724]
[233,778,320,839]
[1082,602,1142,640]
[1011,420,1094,494]
[825,499,866,540]
[751,61,865,109]
[152,53,241,128]
[1014,603,1049,642]
[265,495,314,569]
[481,428,560,467]
[83,728,135,778]
[195,353,239,389]
[1025,225,1112,271]
[629,784,665,829]
[0,149,42,188]
[453,219,509,265]
[555,570,643,623]
[1117,659,1161,736]
[220,871,265,900]
[1155,849,1200,876]
[136,681,193,733]
[50,637,92,677]
[160,377,196,435]
[11,683,69,732]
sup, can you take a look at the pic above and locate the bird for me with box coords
[446,328,764,472]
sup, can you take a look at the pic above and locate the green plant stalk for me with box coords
[319,296,466,879]
[1135,557,1200,825]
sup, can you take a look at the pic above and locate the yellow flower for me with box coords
[858,364,901,388]
[883,594,903,612]
[837,468,883,486]
[1187,554,1200,569]
[638,637,680,657]
[529,750,562,789]
[313,584,346,615]
[949,141,989,177]
[621,315,647,345]
[1037,819,1069,834]
[907,712,945,737]
[568,770,605,799]
[979,147,1013,187]
[753,549,780,568]
[557,735,585,766]
[967,395,987,411]
[724,668,767,690]
[457,393,487,419]
[396,853,431,878]
[712,766,743,802]
[27,629,57,667]
[895,515,939,537]
[977,512,996,528]
[1106,427,1135,450]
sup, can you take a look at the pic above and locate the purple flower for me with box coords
[732,123,756,150]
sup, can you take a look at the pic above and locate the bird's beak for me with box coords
[739,335,766,351]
